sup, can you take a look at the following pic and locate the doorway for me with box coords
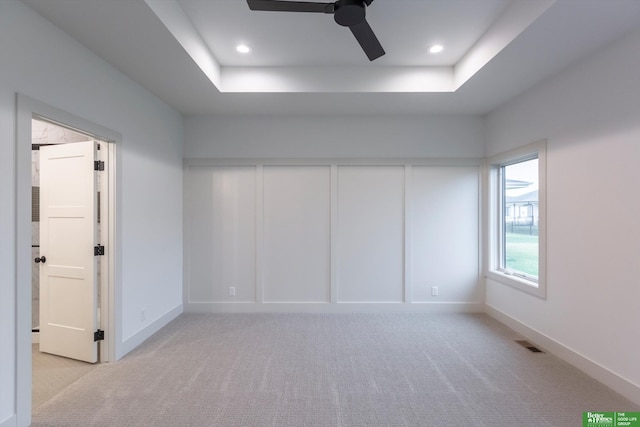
[33,122,110,362]
[31,119,96,337]
[16,94,120,421]
[31,118,114,410]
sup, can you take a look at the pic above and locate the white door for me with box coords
[39,141,99,363]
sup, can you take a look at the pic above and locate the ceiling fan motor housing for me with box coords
[334,0,366,27]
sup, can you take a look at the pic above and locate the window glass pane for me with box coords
[502,158,538,278]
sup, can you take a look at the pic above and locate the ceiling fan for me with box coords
[246,0,385,61]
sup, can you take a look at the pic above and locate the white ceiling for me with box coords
[179,0,512,66]
[21,0,640,116]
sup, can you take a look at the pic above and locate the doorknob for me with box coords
[34,256,46,264]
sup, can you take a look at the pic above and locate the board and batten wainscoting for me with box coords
[184,159,481,313]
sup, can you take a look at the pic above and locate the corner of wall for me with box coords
[117,304,183,360]
[0,415,17,427]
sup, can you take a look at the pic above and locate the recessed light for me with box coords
[429,44,444,54]
[236,44,251,54]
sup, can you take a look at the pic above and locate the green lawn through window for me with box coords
[505,232,538,278]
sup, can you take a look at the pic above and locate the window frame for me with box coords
[486,140,547,298]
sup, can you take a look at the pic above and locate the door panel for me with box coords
[39,141,98,363]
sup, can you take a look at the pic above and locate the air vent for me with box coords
[515,340,544,353]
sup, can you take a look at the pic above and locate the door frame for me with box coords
[16,94,120,420]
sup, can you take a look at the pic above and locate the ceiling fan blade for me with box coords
[349,19,385,61]
[247,0,335,13]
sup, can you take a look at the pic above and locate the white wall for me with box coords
[184,115,484,159]
[184,115,483,313]
[185,161,481,312]
[411,166,480,303]
[185,166,257,303]
[263,166,331,303]
[337,166,405,303]
[0,2,183,425]
[484,24,640,403]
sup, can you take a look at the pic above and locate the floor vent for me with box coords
[515,340,544,353]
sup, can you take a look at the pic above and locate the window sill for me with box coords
[486,270,546,299]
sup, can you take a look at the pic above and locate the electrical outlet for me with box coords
[431,286,439,296]
[140,309,146,322]
[229,286,236,296]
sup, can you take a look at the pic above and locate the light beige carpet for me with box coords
[32,313,638,426]
[32,343,96,410]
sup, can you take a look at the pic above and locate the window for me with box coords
[487,140,546,298]
[501,158,539,279]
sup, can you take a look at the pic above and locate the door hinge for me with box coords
[94,160,105,171]
[94,329,104,342]
[94,245,105,256]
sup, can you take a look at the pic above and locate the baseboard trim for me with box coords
[185,301,483,314]
[0,414,16,427]
[118,304,183,360]
[486,304,640,406]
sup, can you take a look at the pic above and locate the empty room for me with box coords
[1,1,639,426]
